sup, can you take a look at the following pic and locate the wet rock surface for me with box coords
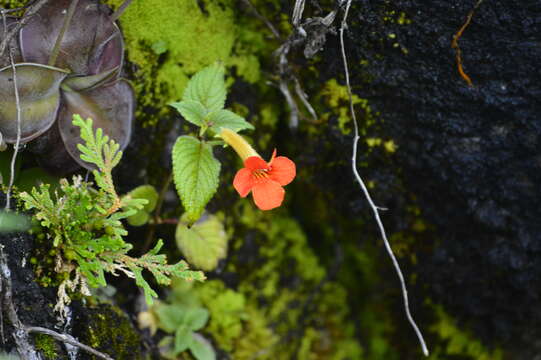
[316,0,541,355]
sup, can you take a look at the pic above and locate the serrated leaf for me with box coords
[208,110,254,133]
[175,214,228,271]
[170,100,208,127]
[183,64,226,112]
[172,136,220,224]
[189,334,216,360]
[174,325,193,354]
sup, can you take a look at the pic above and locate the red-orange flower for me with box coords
[233,149,296,210]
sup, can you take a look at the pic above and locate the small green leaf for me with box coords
[184,307,209,331]
[126,211,149,227]
[208,110,254,133]
[170,100,208,127]
[183,64,226,112]
[127,185,159,212]
[175,214,228,271]
[172,136,220,224]
[155,304,186,332]
[189,334,216,360]
[174,325,193,354]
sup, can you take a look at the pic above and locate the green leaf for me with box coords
[155,303,187,332]
[183,64,226,112]
[124,185,158,212]
[126,211,150,227]
[170,100,208,127]
[172,136,220,224]
[125,185,159,226]
[189,334,216,360]
[175,214,228,271]
[207,110,254,133]
[174,325,193,354]
[129,265,158,305]
[184,307,209,331]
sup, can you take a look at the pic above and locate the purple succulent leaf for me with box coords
[58,79,135,170]
[19,0,122,75]
[0,63,68,143]
[30,123,81,176]
[62,65,120,92]
[87,22,124,79]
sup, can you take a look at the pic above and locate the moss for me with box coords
[34,334,59,360]
[319,79,377,135]
[216,202,363,358]
[0,0,26,9]
[103,0,274,128]
[197,280,247,352]
[429,306,503,360]
[76,305,143,360]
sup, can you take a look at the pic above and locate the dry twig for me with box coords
[451,0,484,87]
[25,327,114,360]
[243,0,324,128]
[1,10,21,210]
[338,0,429,356]
[240,0,281,40]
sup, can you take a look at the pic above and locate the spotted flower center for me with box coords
[253,168,270,180]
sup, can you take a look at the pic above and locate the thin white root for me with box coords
[338,0,429,356]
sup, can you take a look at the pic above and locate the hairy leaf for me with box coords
[170,100,208,127]
[207,109,254,133]
[183,64,226,112]
[175,214,228,271]
[172,136,220,224]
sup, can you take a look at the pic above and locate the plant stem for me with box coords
[48,0,79,66]
[110,0,133,22]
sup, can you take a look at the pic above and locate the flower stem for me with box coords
[220,128,259,161]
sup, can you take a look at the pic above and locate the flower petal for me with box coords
[252,180,285,211]
[233,168,254,197]
[244,156,269,171]
[269,156,296,186]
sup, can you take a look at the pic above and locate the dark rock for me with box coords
[315,0,541,356]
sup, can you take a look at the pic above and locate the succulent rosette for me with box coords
[0,0,134,174]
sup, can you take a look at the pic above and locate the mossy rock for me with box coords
[71,303,143,360]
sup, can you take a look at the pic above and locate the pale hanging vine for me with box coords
[338,0,429,356]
